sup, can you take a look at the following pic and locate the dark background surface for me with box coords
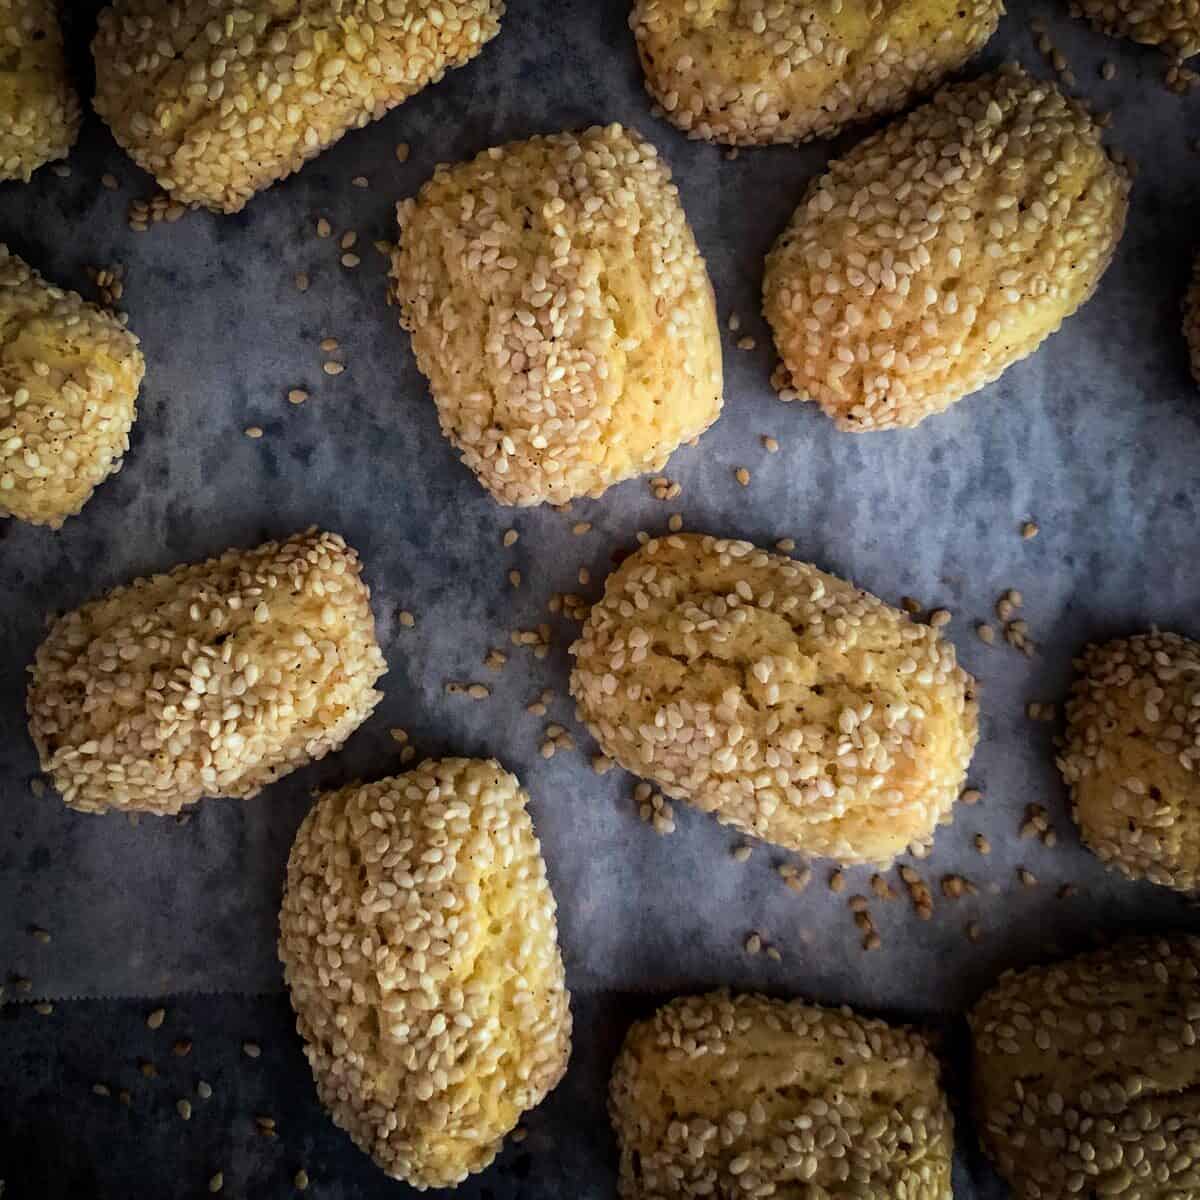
[1,0,1198,1195]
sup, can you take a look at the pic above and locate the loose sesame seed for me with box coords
[745,932,762,954]
[974,834,991,855]
[977,623,996,645]
[92,1083,110,1097]
[197,1081,213,1100]
[929,608,952,627]
[147,1008,165,1030]
[732,843,753,863]
[1021,521,1040,539]
[244,426,264,439]
[502,529,518,547]
[961,788,982,805]
[177,1099,192,1121]
[294,272,310,292]
[775,537,795,552]
[316,219,332,239]
[101,174,118,190]
[736,336,756,351]
[829,869,846,893]
[242,1042,261,1059]
[294,1169,309,1191]
[761,435,779,453]
[351,175,368,189]
[735,467,750,486]
[395,143,410,163]
[323,361,345,376]
[208,1173,223,1193]
[288,389,309,405]
[399,610,415,627]
[34,1002,53,1015]
[341,253,361,268]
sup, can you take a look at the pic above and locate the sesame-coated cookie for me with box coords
[764,67,1130,431]
[389,124,723,506]
[610,990,954,1200]
[569,533,978,865]
[970,935,1200,1199]
[1069,0,1200,60]
[27,530,386,815]
[0,246,144,528]
[1057,631,1200,891]
[0,0,80,181]
[92,0,504,214]
[630,0,1003,146]
[279,759,572,1190]
[1186,253,1200,386]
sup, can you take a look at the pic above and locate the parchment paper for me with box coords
[0,0,1197,1195]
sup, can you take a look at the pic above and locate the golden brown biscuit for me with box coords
[611,990,954,1200]
[764,67,1130,430]
[279,759,571,1189]
[28,530,386,815]
[570,533,978,864]
[1069,0,1200,61]
[390,124,723,506]
[970,934,1200,1199]
[630,0,1003,146]
[0,246,144,528]
[92,0,504,213]
[1057,630,1200,891]
[0,0,80,181]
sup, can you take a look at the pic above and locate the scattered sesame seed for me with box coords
[173,1040,192,1057]
[101,173,118,190]
[761,435,779,453]
[287,388,309,405]
[961,788,982,805]
[1100,60,1118,80]
[197,1081,213,1100]
[29,778,45,798]
[502,529,518,547]
[667,514,684,532]
[139,1061,157,1078]
[177,1098,192,1121]
[828,869,846,893]
[395,142,411,163]
[929,608,952,627]
[735,467,750,486]
[242,1042,261,1059]
[294,271,309,292]
[728,313,742,332]
[508,569,521,588]
[966,921,984,943]
[92,1083,111,1097]
[294,1169,310,1191]
[319,337,339,352]
[745,932,762,954]
[977,623,996,644]
[1021,520,1040,540]
[340,253,361,268]
[736,336,756,351]
[340,232,357,250]
[1017,867,1038,887]
[30,927,50,943]
[322,361,344,376]
[398,610,415,627]
[34,1002,53,1015]
[863,932,882,952]
[974,833,992,855]
[572,521,592,536]
[467,683,490,700]
[146,1008,165,1030]
[591,754,614,775]
[118,1090,131,1106]
[208,1173,224,1193]
[775,538,795,553]
[244,426,264,439]
[316,219,331,238]
[731,843,753,863]
[351,175,368,188]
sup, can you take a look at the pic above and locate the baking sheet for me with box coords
[0,0,1197,1194]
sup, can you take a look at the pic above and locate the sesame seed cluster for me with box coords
[278,758,572,1190]
[630,0,1003,146]
[1057,631,1200,892]
[970,935,1200,1199]
[389,123,723,506]
[1070,0,1200,61]
[27,529,386,815]
[0,0,80,182]
[764,67,1130,431]
[610,990,954,1200]
[92,0,505,214]
[569,533,979,865]
[0,245,144,528]
[1186,254,1200,386]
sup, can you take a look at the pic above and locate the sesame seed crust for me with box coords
[0,0,81,182]
[1186,253,1200,387]
[1069,0,1200,60]
[630,0,1003,147]
[278,758,571,1190]
[91,0,504,214]
[0,246,144,528]
[610,989,954,1199]
[1057,631,1200,892]
[389,124,723,507]
[763,66,1130,431]
[27,529,386,815]
[569,533,978,865]
[969,934,1200,1199]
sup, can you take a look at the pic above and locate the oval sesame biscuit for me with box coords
[279,759,571,1190]
[389,124,723,506]
[630,0,1003,147]
[92,0,504,214]
[1187,253,1200,386]
[27,530,386,815]
[569,533,978,865]
[970,935,1200,1199]
[0,246,144,528]
[1057,631,1200,891]
[764,66,1130,431]
[1069,0,1200,61]
[611,990,954,1200]
[0,0,80,182]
